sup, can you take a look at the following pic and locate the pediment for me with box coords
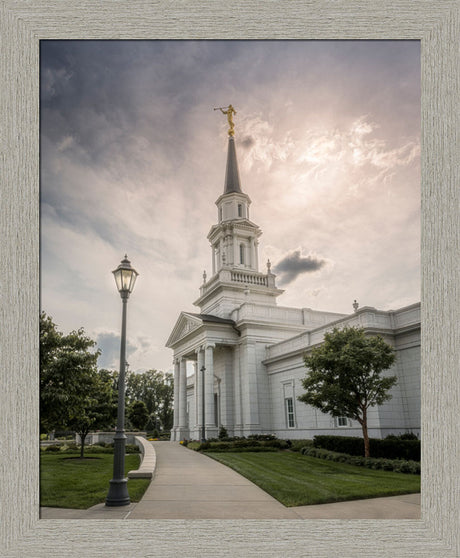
[166,312,203,347]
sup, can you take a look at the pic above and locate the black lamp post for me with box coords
[106,255,138,507]
[201,365,206,443]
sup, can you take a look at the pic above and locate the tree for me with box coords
[68,368,117,458]
[40,313,117,457]
[125,369,174,431]
[298,327,397,457]
[40,312,101,432]
[128,400,150,430]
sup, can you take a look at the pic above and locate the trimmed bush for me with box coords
[195,438,289,452]
[218,426,228,440]
[313,434,420,461]
[301,446,420,474]
[248,434,276,441]
[289,439,314,452]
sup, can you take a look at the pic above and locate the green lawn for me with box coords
[206,451,420,507]
[40,452,151,509]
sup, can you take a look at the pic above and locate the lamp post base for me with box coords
[106,478,130,507]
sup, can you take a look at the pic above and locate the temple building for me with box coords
[166,113,421,442]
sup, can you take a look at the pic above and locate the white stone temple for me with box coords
[167,122,420,442]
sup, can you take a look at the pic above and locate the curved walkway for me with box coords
[128,441,297,519]
[40,441,420,520]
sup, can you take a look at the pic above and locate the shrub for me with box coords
[66,443,79,451]
[126,444,140,453]
[44,445,61,452]
[84,445,113,454]
[195,438,288,452]
[218,426,228,440]
[300,446,419,474]
[397,432,418,441]
[313,435,420,461]
[290,440,313,452]
[208,447,279,453]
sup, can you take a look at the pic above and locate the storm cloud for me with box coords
[241,135,255,149]
[273,250,327,286]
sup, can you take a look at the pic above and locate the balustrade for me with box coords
[230,270,268,286]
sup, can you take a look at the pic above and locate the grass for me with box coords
[206,451,420,507]
[40,452,151,509]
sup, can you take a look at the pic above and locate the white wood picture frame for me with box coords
[1,1,458,556]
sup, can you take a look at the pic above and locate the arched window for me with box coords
[219,207,223,222]
[239,243,245,265]
[237,203,243,217]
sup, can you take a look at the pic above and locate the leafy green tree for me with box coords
[40,312,101,432]
[126,369,174,431]
[128,400,150,430]
[68,369,117,458]
[298,327,397,457]
[40,313,117,457]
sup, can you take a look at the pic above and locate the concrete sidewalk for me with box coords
[40,441,420,520]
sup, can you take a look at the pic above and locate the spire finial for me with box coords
[353,299,359,312]
[203,270,207,284]
[214,104,237,137]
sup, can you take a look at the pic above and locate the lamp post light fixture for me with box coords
[106,255,138,507]
[200,365,206,443]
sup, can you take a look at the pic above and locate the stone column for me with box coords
[193,360,199,429]
[233,345,243,436]
[205,344,216,435]
[212,245,216,275]
[233,234,239,265]
[197,347,206,440]
[219,347,233,432]
[195,348,204,437]
[250,237,256,269]
[240,340,260,435]
[178,358,187,439]
[172,358,180,440]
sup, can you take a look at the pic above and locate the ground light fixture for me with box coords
[106,255,139,507]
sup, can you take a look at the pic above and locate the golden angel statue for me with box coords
[214,104,237,136]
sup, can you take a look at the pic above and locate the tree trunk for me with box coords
[80,432,87,458]
[361,409,370,457]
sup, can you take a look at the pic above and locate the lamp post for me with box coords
[200,365,206,443]
[106,255,138,507]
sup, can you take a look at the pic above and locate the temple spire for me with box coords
[224,136,242,194]
[215,104,242,194]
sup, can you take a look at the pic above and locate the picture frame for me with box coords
[1,1,458,556]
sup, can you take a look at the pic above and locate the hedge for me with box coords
[313,435,420,461]
[301,446,420,474]
[196,439,289,452]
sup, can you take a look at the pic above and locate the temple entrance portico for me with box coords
[166,312,241,441]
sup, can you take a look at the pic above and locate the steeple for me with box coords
[224,137,242,194]
[193,107,284,317]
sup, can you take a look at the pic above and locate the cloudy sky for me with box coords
[40,40,420,374]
